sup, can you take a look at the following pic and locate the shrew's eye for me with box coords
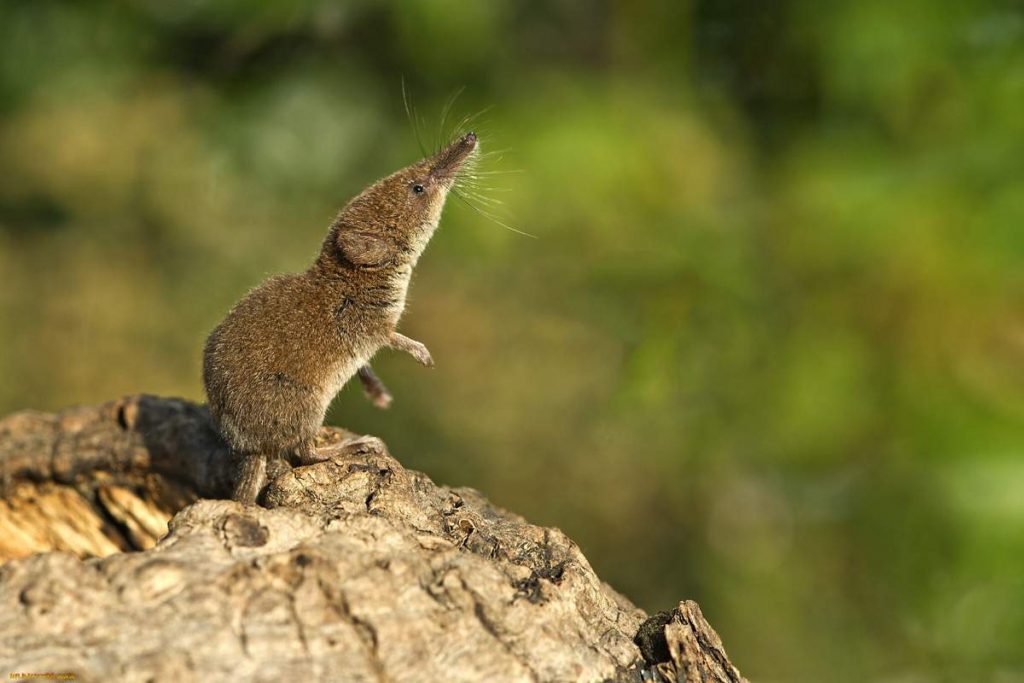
[412,184,425,195]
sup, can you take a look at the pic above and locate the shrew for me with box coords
[203,132,478,504]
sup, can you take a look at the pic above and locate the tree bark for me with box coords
[0,395,746,682]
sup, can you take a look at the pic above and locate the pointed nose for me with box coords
[428,131,478,180]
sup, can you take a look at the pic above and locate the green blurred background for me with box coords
[1,1,1022,680]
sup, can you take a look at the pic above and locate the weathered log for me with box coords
[0,395,746,682]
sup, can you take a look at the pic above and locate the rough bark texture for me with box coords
[0,395,747,682]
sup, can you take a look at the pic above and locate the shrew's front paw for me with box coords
[408,340,434,368]
[389,332,435,368]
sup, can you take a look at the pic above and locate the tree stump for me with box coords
[0,395,746,682]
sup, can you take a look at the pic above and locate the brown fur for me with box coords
[203,133,477,504]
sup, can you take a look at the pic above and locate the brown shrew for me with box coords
[203,132,478,504]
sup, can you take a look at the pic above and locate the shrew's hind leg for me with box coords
[232,453,268,505]
[295,440,328,465]
[294,435,386,465]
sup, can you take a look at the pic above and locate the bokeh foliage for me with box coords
[1,1,1022,680]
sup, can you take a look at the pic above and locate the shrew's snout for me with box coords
[430,132,477,181]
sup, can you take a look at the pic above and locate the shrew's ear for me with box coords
[337,230,392,266]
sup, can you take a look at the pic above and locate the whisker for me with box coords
[437,86,466,152]
[463,185,512,193]
[454,184,505,207]
[401,78,428,158]
[450,106,495,139]
[456,179,504,195]
[452,188,537,239]
[462,169,524,176]
[474,147,511,157]
[456,176,508,188]
[464,194,505,209]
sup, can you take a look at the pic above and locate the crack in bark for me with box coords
[337,590,387,683]
[458,573,541,683]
